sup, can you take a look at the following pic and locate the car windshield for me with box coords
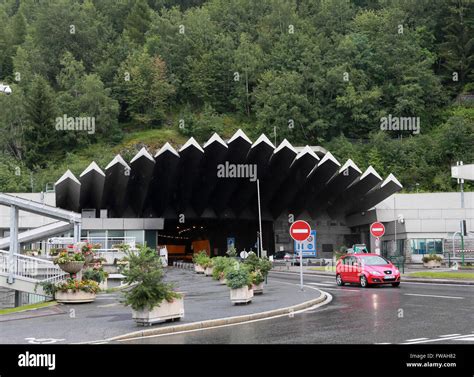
[359,256,390,266]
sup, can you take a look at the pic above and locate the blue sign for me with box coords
[294,230,316,257]
[227,237,235,250]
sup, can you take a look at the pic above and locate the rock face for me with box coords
[0,287,15,309]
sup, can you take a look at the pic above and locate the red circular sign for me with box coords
[290,220,311,242]
[370,222,385,238]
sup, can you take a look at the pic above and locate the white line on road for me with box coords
[308,282,334,286]
[456,337,474,341]
[404,293,464,300]
[401,334,474,344]
[439,334,461,337]
[405,337,429,342]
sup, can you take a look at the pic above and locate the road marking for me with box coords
[97,303,118,308]
[25,337,65,344]
[375,342,391,344]
[308,282,334,286]
[401,334,474,344]
[405,338,429,342]
[404,293,464,299]
[456,337,474,341]
[439,333,461,337]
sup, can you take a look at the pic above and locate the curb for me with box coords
[270,270,474,285]
[105,291,329,342]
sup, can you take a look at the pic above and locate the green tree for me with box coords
[23,76,59,170]
[124,0,152,45]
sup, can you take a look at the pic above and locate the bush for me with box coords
[211,256,231,280]
[250,270,265,285]
[122,246,181,311]
[83,267,108,283]
[422,254,443,263]
[192,250,210,267]
[225,264,252,289]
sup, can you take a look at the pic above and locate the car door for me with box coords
[344,256,357,282]
[338,256,350,282]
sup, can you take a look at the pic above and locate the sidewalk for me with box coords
[272,265,474,285]
[0,268,324,344]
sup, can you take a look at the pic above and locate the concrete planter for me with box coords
[252,282,264,295]
[423,260,442,268]
[132,297,185,326]
[219,277,227,285]
[55,290,96,303]
[230,286,253,304]
[194,264,204,274]
[58,261,85,274]
[204,267,214,276]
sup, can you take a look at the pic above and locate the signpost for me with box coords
[370,222,385,254]
[290,220,311,290]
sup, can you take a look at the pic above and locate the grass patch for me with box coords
[407,271,474,280]
[0,301,56,315]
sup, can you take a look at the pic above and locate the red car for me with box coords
[336,253,401,288]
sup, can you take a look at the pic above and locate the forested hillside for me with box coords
[0,0,472,193]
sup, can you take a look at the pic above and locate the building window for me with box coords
[410,239,443,255]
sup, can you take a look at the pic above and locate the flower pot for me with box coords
[58,261,85,274]
[194,264,204,274]
[204,267,214,276]
[252,282,264,295]
[230,286,253,304]
[219,277,227,285]
[132,297,185,326]
[55,290,96,303]
[423,260,442,268]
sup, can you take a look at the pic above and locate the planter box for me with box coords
[132,297,185,326]
[204,267,214,276]
[55,290,96,303]
[194,264,204,274]
[423,260,442,268]
[58,261,85,274]
[219,277,227,285]
[230,286,253,304]
[252,282,264,295]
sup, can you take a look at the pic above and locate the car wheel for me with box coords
[336,274,344,286]
[360,275,369,288]
[391,282,400,287]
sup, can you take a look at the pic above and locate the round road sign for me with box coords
[290,220,311,242]
[370,222,385,238]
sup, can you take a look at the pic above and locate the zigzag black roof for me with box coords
[54,130,403,220]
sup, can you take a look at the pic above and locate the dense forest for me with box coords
[0,0,472,193]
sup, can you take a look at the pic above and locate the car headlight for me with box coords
[370,270,383,276]
[394,269,400,274]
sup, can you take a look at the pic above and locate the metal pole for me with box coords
[8,206,19,284]
[299,241,304,291]
[257,179,263,257]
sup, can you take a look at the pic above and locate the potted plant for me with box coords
[226,246,237,258]
[83,265,109,290]
[192,251,208,274]
[40,279,99,303]
[53,250,85,274]
[212,256,231,284]
[122,246,184,326]
[204,258,214,276]
[226,265,253,304]
[422,254,443,268]
[81,243,95,264]
[244,252,272,294]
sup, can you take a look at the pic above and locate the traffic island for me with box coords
[0,268,329,344]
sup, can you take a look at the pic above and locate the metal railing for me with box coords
[0,250,68,284]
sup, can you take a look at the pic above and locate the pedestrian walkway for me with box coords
[0,268,322,344]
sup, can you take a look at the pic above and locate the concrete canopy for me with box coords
[54,131,403,220]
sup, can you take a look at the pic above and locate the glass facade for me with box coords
[410,239,443,254]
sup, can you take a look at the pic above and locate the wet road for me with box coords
[120,271,474,344]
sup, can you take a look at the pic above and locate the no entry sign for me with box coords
[370,222,385,238]
[290,220,311,242]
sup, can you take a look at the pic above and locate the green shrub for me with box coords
[225,264,251,289]
[250,270,265,285]
[122,246,181,311]
[83,267,108,283]
[192,250,210,267]
[422,254,443,263]
[211,256,231,280]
